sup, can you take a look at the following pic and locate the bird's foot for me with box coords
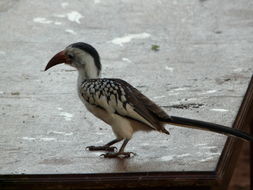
[100,152,136,159]
[86,145,117,152]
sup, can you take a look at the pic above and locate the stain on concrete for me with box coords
[163,103,204,109]
[215,73,250,85]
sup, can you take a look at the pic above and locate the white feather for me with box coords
[110,113,134,139]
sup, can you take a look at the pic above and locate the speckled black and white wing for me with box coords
[80,78,170,134]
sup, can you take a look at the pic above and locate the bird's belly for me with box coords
[83,102,134,139]
[110,113,134,139]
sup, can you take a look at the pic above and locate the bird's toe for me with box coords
[100,152,136,159]
[86,145,117,152]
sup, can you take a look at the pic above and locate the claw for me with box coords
[129,152,137,157]
[101,152,136,159]
[85,146,95,151]
[86,146,117,152]
[110,146,118,152]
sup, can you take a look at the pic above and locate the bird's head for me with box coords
[45,42,101,78]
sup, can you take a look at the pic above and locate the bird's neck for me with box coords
[77,67,100,87]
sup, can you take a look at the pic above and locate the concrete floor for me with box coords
[0,0,252,174]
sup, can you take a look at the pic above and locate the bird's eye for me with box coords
[68,54,74,59]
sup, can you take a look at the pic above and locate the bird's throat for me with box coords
[77,67,99,87]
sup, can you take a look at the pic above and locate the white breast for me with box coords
[110,113,134,139]
[82,98,134,139]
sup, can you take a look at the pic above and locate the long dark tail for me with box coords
[165,116,253,142]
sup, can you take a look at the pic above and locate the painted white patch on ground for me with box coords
[200,157,215,162]
[174,87,189,91]
[40,137,57,142]
[57,107,63,111]
[165,66,174,72]
[153,95,166,99]
[22,137,36,141]
[233,68,243,72]
[160,155,174,161]
[200,146,217,149]
[65,29,77,35]
[22,137,58,142]
[54,21,62,25]
[111,33,151,46]
[0,91,4,95]
[95,132,104,135]
[33,17,52,24]
[59,112,73,121]
[54,12,83,24]
[206,152,221,156]
[48,131,73,136]
[177,153,190,158]
[122,58,133,63]
[61,2,69,8]
[210,108,228,112]
[195,143,208,147]
[200,90,217,95]
[67,11,83,24]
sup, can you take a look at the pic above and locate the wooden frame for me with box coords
[1,75,252,190]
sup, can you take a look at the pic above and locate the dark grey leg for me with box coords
[86,138,122,152]
[118,139,129,152]
[101,139,136,158]
[105,139,122,147]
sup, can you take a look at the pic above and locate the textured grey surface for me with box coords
[0,0,252,174]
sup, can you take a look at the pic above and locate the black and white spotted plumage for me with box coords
[80,78,170,135]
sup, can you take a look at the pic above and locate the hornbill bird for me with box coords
[45,42,253,158]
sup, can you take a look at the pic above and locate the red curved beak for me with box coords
[45,51,67,71]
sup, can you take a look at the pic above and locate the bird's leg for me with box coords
[86,138,122,152]
[101,139,136,158]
